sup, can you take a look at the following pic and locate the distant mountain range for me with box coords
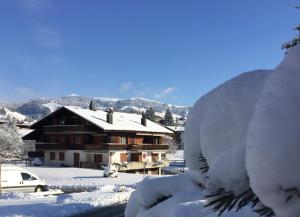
[1,95,191,121]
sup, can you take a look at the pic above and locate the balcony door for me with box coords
[131,153,142,162]
[74,153,80,167]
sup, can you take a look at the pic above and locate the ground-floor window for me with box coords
[94,154,102,163]
[50,152,56,161]
[131,153,142,162]
[59,152,65,161]
[152,153,159,161]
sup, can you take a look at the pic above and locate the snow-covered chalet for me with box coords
[23,106,173,174]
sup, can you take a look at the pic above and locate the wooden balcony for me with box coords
[36,143,67,150]
[126,144,169,150]
[36,143,169,151]
[43,125,98,133]
[142,144,169,150]
[35,143,126,151]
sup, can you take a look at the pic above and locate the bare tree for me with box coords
[164,135,178,154]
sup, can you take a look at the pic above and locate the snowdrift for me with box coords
[246,45,300,217]
[125,45,300,217]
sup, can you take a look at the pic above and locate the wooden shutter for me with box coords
[120,153,127,162]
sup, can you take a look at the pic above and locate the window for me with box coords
[75,135,82,144]
[120,136,126,144]
[59,135,65,144]
[86,135,94,144]
[109,136,119,143]
[49,135,56,143]
[86,154,92,163]
[143,136,153,144]
[153,137,159,144]
[131,153,142,162]
[21,173,36,181]
[128,137,135,144]
[50,152,56,161]
[152,153,159,161]
[94,154,102,163]
[59,152,65,161]
[135,136,143,144]
[94,135,106,143]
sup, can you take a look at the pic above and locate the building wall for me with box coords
[110,151,127,163]
[44,150,87,167]
[127,151,163,162]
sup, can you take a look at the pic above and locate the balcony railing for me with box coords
[36,143,67,150]
[35,143,169,151]
[126,144,169,150]
[142,144,169,150]
[35,143,126,151]
[43,125,97,133]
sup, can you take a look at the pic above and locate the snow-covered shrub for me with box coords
[246,44,300,217]
[126,44,300,217]
[184,70,270,189]
[103,164,118,178]
[125,174,201,217]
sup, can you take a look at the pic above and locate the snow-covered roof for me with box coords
[63,106,173,134]
[165,126,185,132]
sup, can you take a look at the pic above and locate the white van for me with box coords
[0,166,48,193]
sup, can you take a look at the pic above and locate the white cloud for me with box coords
[18,0,54,13]
[0,84,41,102]
[14,86,41,99]
[154,87,176,99]
[33,26,62,48]
[120,82,133,93]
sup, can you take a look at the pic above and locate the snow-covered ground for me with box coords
[167,150,184,162]
[0,165,144,217]
[164,151,186,174]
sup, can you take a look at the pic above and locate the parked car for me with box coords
[0,166,48,193]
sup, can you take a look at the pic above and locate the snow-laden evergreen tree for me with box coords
[0,107,6,116]
[163,135,178,153]
[246,44,300,217]
[145,107,155,122]
[0,118,25,193]
[89,101,96,111]
[282,6,300,50]
[163,108,174,126]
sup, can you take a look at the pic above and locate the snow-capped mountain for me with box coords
[4,95,190,120]
[0,106,29,123]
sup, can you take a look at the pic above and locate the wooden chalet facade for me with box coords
[23,106,173,174]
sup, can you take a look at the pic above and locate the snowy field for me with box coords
[0,165,144,217]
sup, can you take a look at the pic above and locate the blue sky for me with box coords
[0,0,299,105]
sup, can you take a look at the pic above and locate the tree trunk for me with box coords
[0,163,2,194]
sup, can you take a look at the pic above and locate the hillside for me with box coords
[3,96,191,121]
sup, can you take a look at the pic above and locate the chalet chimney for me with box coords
[106,108,114,124]
[141,112,147,126]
